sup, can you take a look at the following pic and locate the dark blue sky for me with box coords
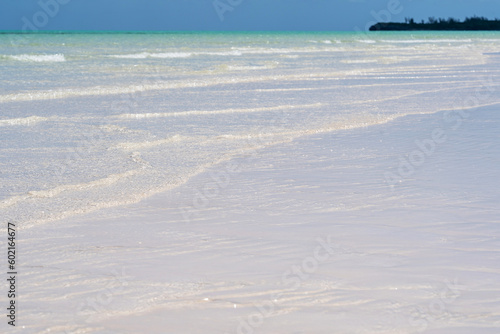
[1,0,499,31]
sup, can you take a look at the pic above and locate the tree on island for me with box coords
[370,16,500,31]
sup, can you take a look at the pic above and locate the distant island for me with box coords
[370,16,500,31]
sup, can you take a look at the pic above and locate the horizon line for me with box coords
[0,29,494,35]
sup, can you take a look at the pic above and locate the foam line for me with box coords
[0,116,48,127]
[6,54,66,62]
[115,103,323,119]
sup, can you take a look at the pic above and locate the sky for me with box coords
[0,0,499,31]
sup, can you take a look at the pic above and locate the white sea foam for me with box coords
[109,50,242,59]
[341,59,379,64]
[230,47,323,55]
[0,194,29,210]
[0,169,142,210]
[112,135,189,151]
[0,116,47,126]
[224,63,278,71]
[115,103,323,119]
[205,50,243,56]
[110,52,193,59]
[7,54,66,62]
[0,68,362,103]
[28,169,142,199]
[381,39,473,44]
[0,69,354,103]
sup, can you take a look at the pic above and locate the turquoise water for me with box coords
[1,32,499,227]
[1,31,499,93]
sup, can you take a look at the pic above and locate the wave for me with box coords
[0,169,142,210]
[15,165,207,230]
[222,64,278,71]
[0,72,345,104]
[307,40,341,44]
[341,59,378,64]
[28,169,142,198]
[380,39,473,44]
[112,134,189,151]
[5,54,66,62]
[115,103,323,119]
[234,48,311,54]
[200,50,243,56]
[109,52,193,59]
[108,50,242,59]
[9,102,493,229]
[0,116,47,127]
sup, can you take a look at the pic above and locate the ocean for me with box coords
[1,31,499,228]
[1,32,500,333]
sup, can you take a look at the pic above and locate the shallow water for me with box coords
[1,31,499,228]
